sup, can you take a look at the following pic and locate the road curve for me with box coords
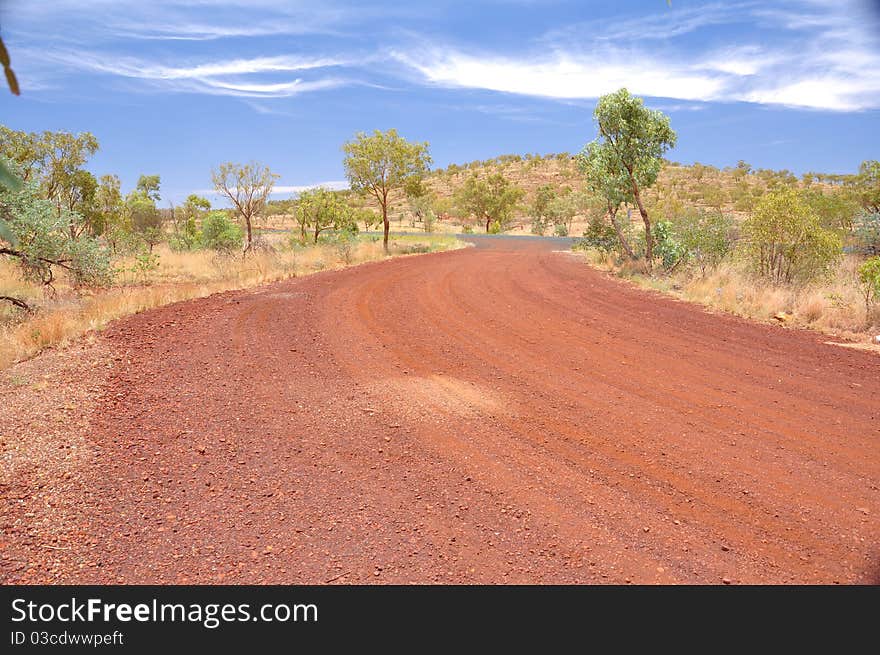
[23,237,880,583]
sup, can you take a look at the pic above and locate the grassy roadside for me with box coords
[0,233,465,370]
[572,249,880,346]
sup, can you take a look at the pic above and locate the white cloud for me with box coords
[34,51,349,98]
[392,49,727,103]
[392,1,880,111]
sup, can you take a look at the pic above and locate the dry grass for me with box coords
[574,250,879,342]
[0,234,464,370]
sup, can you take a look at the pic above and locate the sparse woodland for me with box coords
[2,89,879,370]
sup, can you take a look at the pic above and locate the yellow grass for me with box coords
[0,234,465,370]
[580,252,878,342]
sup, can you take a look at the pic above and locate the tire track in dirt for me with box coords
[4,237,878,584]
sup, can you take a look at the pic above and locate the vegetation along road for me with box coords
[2,236,878,584]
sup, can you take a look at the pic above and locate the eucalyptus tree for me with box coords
[579,88,676,272]
[211,162,279,252]
[342,129,431,252]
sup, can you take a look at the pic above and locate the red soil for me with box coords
[3,237,879,584]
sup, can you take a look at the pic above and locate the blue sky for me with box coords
[1,0,879,204]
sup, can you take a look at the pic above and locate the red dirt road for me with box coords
[4,237,880,584]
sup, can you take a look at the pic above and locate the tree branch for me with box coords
[0,246,74,270]
[0,295,31,311]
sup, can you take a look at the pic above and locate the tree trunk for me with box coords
[382,201,389,253]
[485,214,491,233]
[608,203,636,260]
[244,214,253,253]
[630,178,652,273]
[314,225,320,244]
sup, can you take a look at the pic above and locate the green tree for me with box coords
[455,172,524,233]
[857,256,880,320]
[530,184,557,235]
[211,162,278,252]
[58,168,100,238]
[855,160,880,212]
[126,190,163,251]
[40,131,99,212]
[136,174,161,202]
[171,194,210,250]
[853,210,880,256]
[578,141,637,259]
[742,188,842,284]
[296,187,358,244]
[0,126,46,182]
[672,209,734,275]
[546,189,585,237]
[199,211,244,252]
[342,129,431,252]
[0,176,112,308]
[803,188,859,231]
[580,88,677,272]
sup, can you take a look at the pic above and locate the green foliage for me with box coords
[575,216,619,254]
[296,187,358,244]
[211,161,279,251]
[802,188,859,231]
[170,194,210,251]
[853,210,880,256]
[342,129,431,249]
[672,209,735,275]
[126,190,163,249]
[331,230,359,265]
[455,172,524,233]
[855,160,880,212]
[353,207,378,231]
[653,219,685,271]
[577,88,675,269]
[95,174,124,238]
[530,184,556,235]
[742,188,842,284]
[546,189,584,235]
[127,250,160,284]
[0,176,113,289]
[199,211,244,252]
[856,256,880,316]
[136,174,161,202]
[588,88,677,193]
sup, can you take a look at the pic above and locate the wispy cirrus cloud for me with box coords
[390,1,880,112]
[30,50,351,98]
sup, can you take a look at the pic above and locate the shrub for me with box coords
[332,230,358,265]
[530,216,548,236]
[853,210,880,256]
[576,216,618,254]
[553,222,569,237]
[653,219,685,271]
[741,188,842,284]
[199,211,244,252]
[857,256,880,318]
[672,209,735,275]
[1,177,114,292]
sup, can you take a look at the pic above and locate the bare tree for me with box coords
[211,162,279,252]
